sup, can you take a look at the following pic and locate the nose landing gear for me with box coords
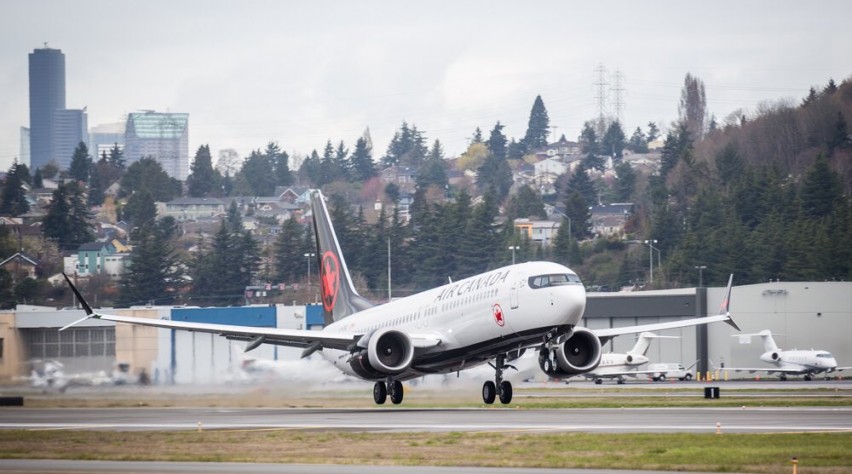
[483,354,514,405]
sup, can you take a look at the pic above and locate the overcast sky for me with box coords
[1,0,850,171]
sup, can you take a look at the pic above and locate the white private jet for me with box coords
[62,189,739,405]
[730,330,849,380]
[575,332,678,385]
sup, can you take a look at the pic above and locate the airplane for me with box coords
[574,332,679,385]
[61,189,739,405]
[729,330,849,380]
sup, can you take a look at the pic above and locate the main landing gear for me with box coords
[482,354,514,405]
[373,378,404,405]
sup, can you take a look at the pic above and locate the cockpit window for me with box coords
[528,273,582,289]
[817,353,834,358]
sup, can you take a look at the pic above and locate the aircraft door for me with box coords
[510,275,523,309]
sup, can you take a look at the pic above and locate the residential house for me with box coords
[0,252,39,279]
[76,242,114,277]
[381,166,417,193]
[590,203,633,237]
[513,218,561,247]
[158,197,226,221]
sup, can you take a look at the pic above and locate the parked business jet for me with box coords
[730,330,848,380]
[576,332,678,384]
[62,190,739,405]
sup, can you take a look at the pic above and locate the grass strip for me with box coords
[0,430,849,473]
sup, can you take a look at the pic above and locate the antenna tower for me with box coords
[611,69,625,125]
[593,64,609,135]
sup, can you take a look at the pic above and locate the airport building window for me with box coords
[0,337,4,359]
[22,328,116,359]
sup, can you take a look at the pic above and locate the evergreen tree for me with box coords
[267,142,293,187]
[613,161,636,202]
[456,193,498,278]
[579,121,600,155]
[187,145,221,197]
[120,157,179,201]
[823,78,837,95]
[567,163,596,205]
[32,167,43,188]
[333,140,350,181]
[802,87,818,107]
[235,148,277,196]
[679,73,707,140]
[0,162,30,216]
[117,218,182,306]
[349,137,377,182]
[486,122,508,161]
[828,111,849,152]
[123,190,158,237]
[416,155,448,191]
[68,142,92,182]
[476,153,513,197]
[299,150,322,186]
[800,154,842,219]
[523,95,550,150]
[552,190,588,265]
[627,127,648,153]
[189,202,260,305]
[601,121,626,159]
[505,184,545,219]
[274,217,307,282]
[43,182,95,249]
[471,127,483,144]
[107,143,126,169]
[646,122,660,143]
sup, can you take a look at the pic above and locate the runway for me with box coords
[2,406,851,433]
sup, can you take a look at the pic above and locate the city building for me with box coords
[124,112,189,180]
[19,127,30,167]
[28,46,66,171]
[89,121,125,160]
[52,108,88,169]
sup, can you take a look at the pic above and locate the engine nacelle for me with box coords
[771,351,780,361]
[626,354,634,364]
[539,327,602,378]
[365,328,414,375]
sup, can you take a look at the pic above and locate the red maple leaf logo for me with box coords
[320,251,340,312]
[493,304,504,327]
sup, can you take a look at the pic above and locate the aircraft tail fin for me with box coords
[757,330,780,352]
[630,332,679,356]
[309,190,374,325]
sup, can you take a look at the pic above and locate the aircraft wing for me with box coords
[592,274,739,343]
[69,311,361,351]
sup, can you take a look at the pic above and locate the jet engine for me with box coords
[538,327,602,378]
[349,328,414,378]
[626,354,634,364]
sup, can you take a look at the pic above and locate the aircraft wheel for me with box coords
[779,374,787,381]
[390,380,404,405]
[684,373,692,381]
[373,381,387,405]
[498,381,513,404]
[803,374,812,381]
[657,374,666,382]
[594,378,603,385]
[617,379,625,385]
[482,381,496,404]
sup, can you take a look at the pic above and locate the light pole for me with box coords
[643,239,658,284]
[304,252,315,288]
[508,245,519,265]
[695,265,707,288]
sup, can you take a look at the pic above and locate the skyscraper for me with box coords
[125,112,189,180]
[28,46,66,171]
[52,108,88,169]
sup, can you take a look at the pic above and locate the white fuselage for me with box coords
[584,353,649,380]
[319,261,586,380]
[760,350,838,374]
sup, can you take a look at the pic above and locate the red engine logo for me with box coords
[493,304,505,327]
[320,251,340,312]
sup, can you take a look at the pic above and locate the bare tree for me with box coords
[679,73,708,141]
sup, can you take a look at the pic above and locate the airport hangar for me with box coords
[0,280,850,384]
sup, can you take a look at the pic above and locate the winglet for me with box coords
[59,273,97,331]
[719,274,740,331]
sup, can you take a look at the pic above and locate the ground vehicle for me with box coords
[648,363,692,381]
